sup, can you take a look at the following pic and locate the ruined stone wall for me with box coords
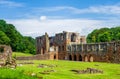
[17,52,58,60]
[80,36,86,44]
[36,31,86,54]
[53,32,66,60]
[17,53,51,60]
[36,33,50,55]
[65,32,81,44]
[0,45,12,65]
[49,52,58,60]
[36,31,120,63]
[53,31,86,60]
[66,41,120,63]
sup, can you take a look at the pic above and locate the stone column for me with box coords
[45,32,50,53]
[81,44,83,52]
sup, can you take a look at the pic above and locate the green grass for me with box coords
[12,52,33,57]
[14,60,120,79]
[3,52,120,79]
[0,67,38,79]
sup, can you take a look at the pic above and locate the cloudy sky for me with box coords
[0,0,120,38]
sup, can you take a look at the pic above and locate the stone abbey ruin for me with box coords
[2,31,120,63]
[36,31,120,63]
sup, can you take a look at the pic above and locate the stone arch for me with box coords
[43,48,45,54]
[74,54,77,61]
[84,55,88,62]
[69,55,72,60]
[79,55,82,61]
[89,55,94,62]
[41,47,45,54]
[54,54,56,60]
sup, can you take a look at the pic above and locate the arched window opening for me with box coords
[74,55,77,61]
[79,55,82,61]
[69,55,72,60]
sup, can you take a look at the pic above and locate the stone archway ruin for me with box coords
[84,55,88,62]
[89,55,94,62]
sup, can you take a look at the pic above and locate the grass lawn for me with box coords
[0,68,37,79]
[12,52,33,57]
[12,60,120,79]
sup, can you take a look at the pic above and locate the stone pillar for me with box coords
[81,44,83,52]
[98,44,100,54]
[45,32,50,53]
[41,48,43,55]
[86,44,88,52]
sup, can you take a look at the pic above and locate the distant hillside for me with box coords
[0,20,36,54]
[87,26,120,43]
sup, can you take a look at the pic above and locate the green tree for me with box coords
[98,32,111,42]
[87,26,120,43]
[0,19,36,54]
[4,24,23,51]
[23,37,36,54]
[87,29,98,43]
[92,36,96,43]
[116,33,120,40]
[0,31,10,45]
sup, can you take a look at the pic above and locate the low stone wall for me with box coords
[16,54,50,60]
[17,52,58,60]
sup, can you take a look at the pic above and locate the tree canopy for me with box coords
[0,20,36,54]
[0,31,10,45]
[87,27,120,43]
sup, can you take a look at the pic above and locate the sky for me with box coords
[0,0,120,38]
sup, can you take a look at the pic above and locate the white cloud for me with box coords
[74,5,120,15]
[0,0,24,7]
[40,16,47,21]
[2,2,120,38]
[6,18,120,38]
[33,6,77,12]
[32,4,120,15]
